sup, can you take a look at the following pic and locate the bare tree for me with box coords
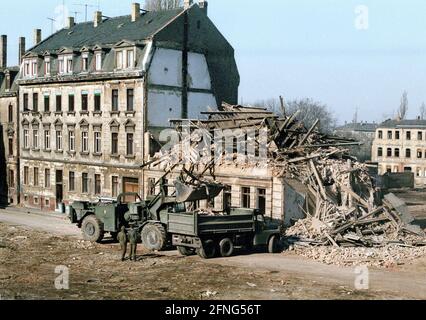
[144,0,183,11]
[397,91,409,120]
[286,98,337,134]
[420,102,426,120]
[251,97,337,134]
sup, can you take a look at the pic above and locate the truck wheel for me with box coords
[219,238,234,257]
[141,223,167,251]
[81,215,104,243]
[268,235,281,254]
[197,240,217,259]
[177,246,196,256]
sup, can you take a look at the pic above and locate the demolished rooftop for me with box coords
[149,103,426,263]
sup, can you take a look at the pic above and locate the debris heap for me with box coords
[150,103,425,253]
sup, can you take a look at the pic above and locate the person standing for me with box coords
[128,228,138,262]
[117,226,128,262]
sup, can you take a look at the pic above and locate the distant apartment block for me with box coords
[371,119,426,186]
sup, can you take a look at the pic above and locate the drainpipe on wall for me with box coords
[141,39,155,200]
[181,11,189,119]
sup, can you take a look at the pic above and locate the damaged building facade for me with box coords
[16,1,239,210]
[0,35,25,205]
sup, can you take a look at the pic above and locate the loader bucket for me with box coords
[174,180,224,202]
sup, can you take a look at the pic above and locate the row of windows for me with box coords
[378,130,424,141]
[377,147,426,159]
[382,166,426,177]
[23,49,135,78]
[23,89,134,113]
[23,129,135,156]
[22,167,122,198]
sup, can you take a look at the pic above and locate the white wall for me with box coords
[147,48,218,127]
[148,48,182,87]
[148,90,182,128]
[188,52,212,90]
[188,92,216,119]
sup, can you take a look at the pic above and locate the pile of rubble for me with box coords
[150,103,425,254]
[288,245,426,268]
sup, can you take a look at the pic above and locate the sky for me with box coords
[1,0,426,125]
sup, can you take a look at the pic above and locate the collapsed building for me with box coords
[145,103,425,254]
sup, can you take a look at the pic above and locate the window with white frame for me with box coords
[31,60,38,76]
[23,59,38,77]
[94,132,102,154]
[69,131,75,152]
[23,129,29,149]
[116,51,123,69]
[95,52,102,71]
[82,131,89,153]
[33,129,39,149]
[127,49,134,68]
[56,130,63,151]
[67,56,73,73]
[59,55,73,74]
[58,57,64,74]
[44,57,51,75]
[44,130,51,150]
[82,53,89,72]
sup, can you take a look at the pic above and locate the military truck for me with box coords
[168,208,282,259]
[68,178,282,258]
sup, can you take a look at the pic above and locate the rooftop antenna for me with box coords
[47,17,57,34]
[72,11,81,21]
[73,3,97,22]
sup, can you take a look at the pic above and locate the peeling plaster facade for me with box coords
[15,3,239,211]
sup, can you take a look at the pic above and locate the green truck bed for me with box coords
[167,209,256,237]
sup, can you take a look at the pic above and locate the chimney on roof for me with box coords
[19,37,26,65]
[94,11,102,27]
[67,17,75,29]
[184,0,193,10]
[0,35,7,69]
[34,29,42,46]
[131,3,141,22]
[198,0,208,15]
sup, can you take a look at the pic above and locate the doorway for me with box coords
[56,170,63,206]
[123,177,139,202]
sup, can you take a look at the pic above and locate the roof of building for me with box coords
[378,119,426,129]
[0,67,20,96]
[335,122,378,133]
[30,9,184,54]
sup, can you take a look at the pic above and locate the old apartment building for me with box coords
[16,1,239,210]
[0,35,26,205]
[372,119,426,186]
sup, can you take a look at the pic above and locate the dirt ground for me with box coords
[0,223,410,300]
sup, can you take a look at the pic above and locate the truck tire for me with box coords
[177,246,196,256]
[82,215,104,243]
[268,235,281,254]
[141,223,167,251]
[219,238,234,257]
[197,240,217,259]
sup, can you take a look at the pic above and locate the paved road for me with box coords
[1,207,426,299]
[0,207,81,238]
